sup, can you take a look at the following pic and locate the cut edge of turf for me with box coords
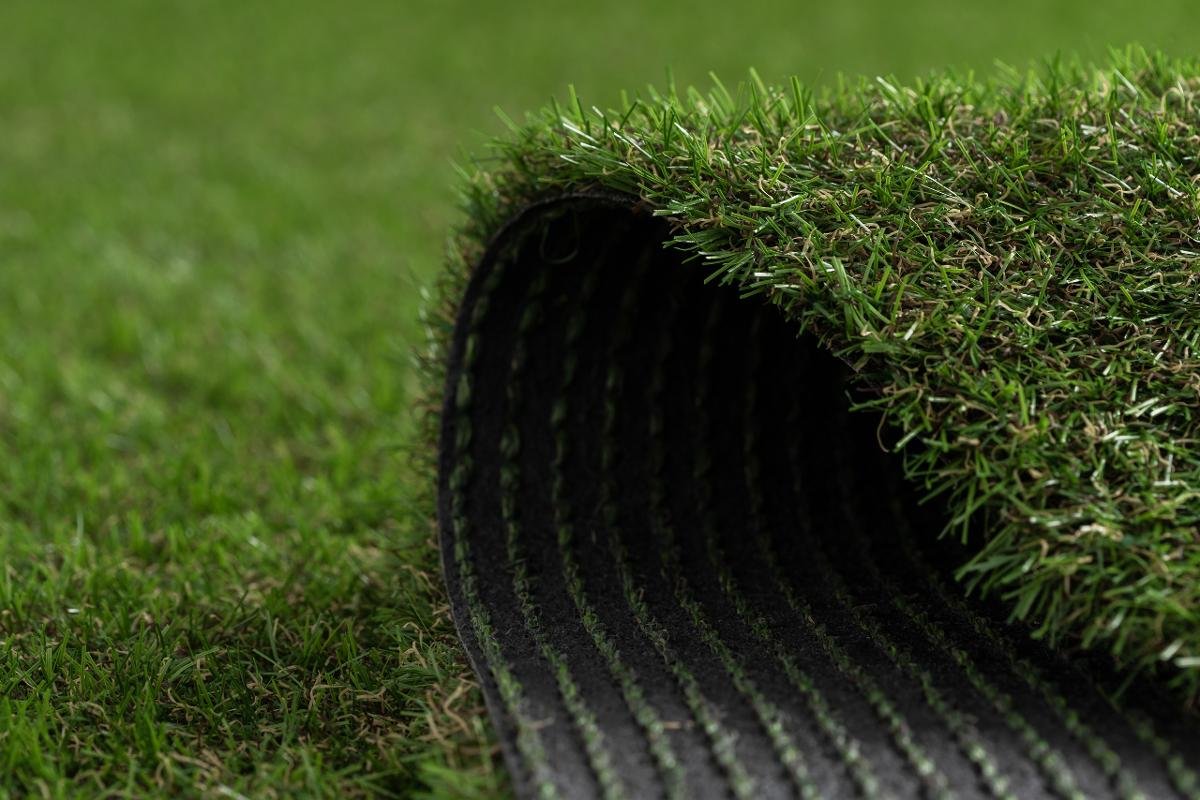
[418,46,1200,753]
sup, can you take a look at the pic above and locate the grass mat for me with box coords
[430,53,1200,798]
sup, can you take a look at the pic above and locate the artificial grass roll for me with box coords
[427,50,1200,798]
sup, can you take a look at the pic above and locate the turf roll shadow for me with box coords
[436,194,1200,799]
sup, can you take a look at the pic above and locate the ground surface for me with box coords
[1,1,1198,797]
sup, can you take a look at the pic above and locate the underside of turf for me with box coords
[437,194,1200,799]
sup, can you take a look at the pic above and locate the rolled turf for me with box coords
[424,50,1200,798]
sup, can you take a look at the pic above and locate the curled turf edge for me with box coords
[419,48,1200,718]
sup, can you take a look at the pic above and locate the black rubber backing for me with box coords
[437,196,1200,800]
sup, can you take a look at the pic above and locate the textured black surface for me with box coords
[437,196,1200,800]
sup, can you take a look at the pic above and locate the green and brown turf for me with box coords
[431,53,1200,798]
[6,2,1200,794]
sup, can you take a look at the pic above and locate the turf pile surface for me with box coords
[432,54,1200,798]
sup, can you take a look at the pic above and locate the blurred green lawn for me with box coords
[0,1,1197,797]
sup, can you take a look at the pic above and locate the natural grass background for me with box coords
[0,1,1197,797]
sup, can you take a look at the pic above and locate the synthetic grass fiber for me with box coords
[431,52,1200,798]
